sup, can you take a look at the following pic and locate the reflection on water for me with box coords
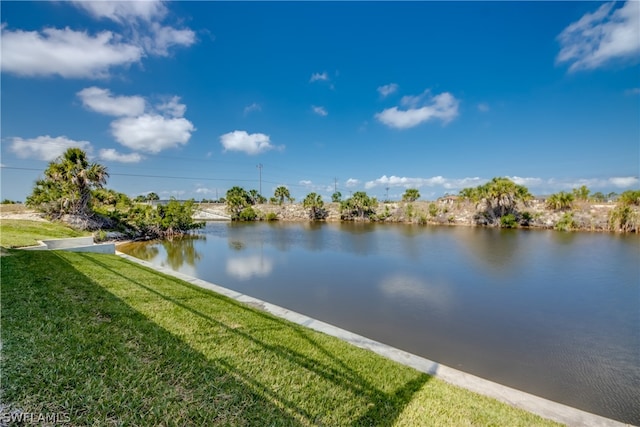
[378,273,451,312]
[119,222,640,424]
[226,255,274,280]
[118,235,205,270]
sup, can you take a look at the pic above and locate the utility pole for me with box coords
[334,177,338,193]
[385,187,389,201]
[257,164,263,195]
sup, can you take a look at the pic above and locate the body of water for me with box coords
[118,222,640,424]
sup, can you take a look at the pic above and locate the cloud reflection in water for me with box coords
[226,255,274,281]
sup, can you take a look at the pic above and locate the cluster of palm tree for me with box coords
[459,177,532,225]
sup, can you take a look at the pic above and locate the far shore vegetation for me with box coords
[15,148,640,235]
[0,220,561,425]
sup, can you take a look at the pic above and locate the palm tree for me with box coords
[459,177,532,224]
[274,186,292,205]
[303,192,326,220]
[225,186,252,220]
[27,148,108,217]
[546,192,574,211]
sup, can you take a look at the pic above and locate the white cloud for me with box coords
[365,175,484,190]
[477,103,490,112]
[73,0,195,56]
[244,103,262,115]
[142,23,196,56]
[157,96,186,118]
[98,148,143,163]
[310,71,329,82]
[557,1,640,72]
[219,131,278,155]
[77,87,146,117]
[625,88,640,95]
[377,83,398,97]
[506,176,543,187]
[609,176,639,187]
[79,91,195,154]
[111,114,195,153]
[72,0,167,23]
[226,256,273,280]
[0,26,142,78]
[10,135,91,161]
[299,180,313,186]
[345,178,360,188]
[312,105,328,116]
[375,91,459,129]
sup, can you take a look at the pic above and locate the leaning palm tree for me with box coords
[28,148,108,218]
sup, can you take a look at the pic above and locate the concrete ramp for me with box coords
[22,236,115,254]
[193,209,231,221]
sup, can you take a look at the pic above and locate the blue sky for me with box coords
[1,1,639,202]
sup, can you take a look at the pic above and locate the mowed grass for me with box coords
[1,246,561,426]
[0,219,88,248]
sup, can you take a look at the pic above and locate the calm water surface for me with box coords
[119,222,640,424]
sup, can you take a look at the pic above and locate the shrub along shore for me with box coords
[0,219,563,426]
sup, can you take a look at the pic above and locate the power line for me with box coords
[0,166,257,183]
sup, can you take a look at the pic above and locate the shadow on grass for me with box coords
[1,250,301,426]
[67,252,430,425]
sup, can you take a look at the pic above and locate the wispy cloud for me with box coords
[312,105,328,116]
[298,180,333,193]
[345,178,360,188]
[73,0,196,57]
[556,1,640,72]
[375,91,459,129]
[71,1,167,24]
[477,103,490,112]
[309,71,329,82]
[243,103,262,115]
[219,130,280,155]
[624,88,640,96]
[377,83,398,97]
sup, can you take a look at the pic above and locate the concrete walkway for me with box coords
[117,251,630,427]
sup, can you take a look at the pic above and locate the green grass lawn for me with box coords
[0,219,88,248]
[1,246,560,426]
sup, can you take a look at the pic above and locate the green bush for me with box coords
[500,214,517,228]
[265,212,278,221]
[428,203,439,217]
[555,213,577,231]
[239,207,258,221]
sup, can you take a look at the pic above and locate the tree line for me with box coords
[24,148,639,234]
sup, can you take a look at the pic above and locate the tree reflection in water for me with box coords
[118,241,160,261]
[160,235,206,270]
